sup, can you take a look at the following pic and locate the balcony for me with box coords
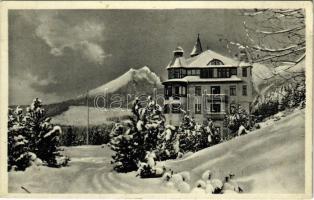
[205,94,228,103]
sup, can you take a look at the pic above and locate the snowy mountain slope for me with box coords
[164,109,305,193]
[88,66,162,96]
[45,66,163,118]
[9,109,305,194]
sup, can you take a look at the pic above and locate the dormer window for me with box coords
[208,59,224,65]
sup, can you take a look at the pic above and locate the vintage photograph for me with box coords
[1,1,312,197]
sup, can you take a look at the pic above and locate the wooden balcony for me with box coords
[205,94,228,102]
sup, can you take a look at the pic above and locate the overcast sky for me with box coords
[9,9,247,105]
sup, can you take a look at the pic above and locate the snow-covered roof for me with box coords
[162,75,242,84]
[187,50,251,68]
[166,57,187,68]
[167,50,251,69]
[173,46,184,53]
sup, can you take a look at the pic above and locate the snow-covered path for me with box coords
[9,109,305,194]
[9,145,175,193]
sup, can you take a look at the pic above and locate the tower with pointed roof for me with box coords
[190,34,203,57]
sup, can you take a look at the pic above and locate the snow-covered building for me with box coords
[162,34,254,135]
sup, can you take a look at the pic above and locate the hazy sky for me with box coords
[9,9,247,105]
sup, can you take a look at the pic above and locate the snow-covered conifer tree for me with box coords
[110,96,166,173]
[8,107,32,171]
[23,98,69,167]
[8,98,69,170]
[156,125,179,160]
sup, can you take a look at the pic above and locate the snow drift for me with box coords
[9,109,305,194]
[164,109,305,193]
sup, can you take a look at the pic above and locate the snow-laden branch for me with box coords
[273,9,303,14]
[254,47,305,62]
[253,26,304,35]
[252,44,299,53]
[273,9,304,17]
[243,9,268,16]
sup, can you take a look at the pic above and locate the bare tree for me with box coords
[221,9,305,80]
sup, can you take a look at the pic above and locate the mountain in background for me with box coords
[44,66,163,117]
[88,66,162,97]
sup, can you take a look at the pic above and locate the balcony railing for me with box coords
[205,94,228,102]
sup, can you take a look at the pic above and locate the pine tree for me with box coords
[177,114,197,153]
[8,107,32,171]
[110,96,166,172]
[22,98,69,167]
[156,125,179,160]
[8,98,69,171]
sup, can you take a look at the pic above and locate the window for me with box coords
[173,86,180,99]
[217,68,231,78]
[211,86,220,94]
[187,69,200,76]
[174,86,180,95]
[208,59,224,65]
[195,86,202,96]
[180,86,187,96]
[230,68,237,76]
[242,85,247,96]
[230,85,236,96]
[200,68,214,78]
[174,69,180,78]
[211,103,221,113]
[165,85,172,98]
[168,69,173,79]
[242,67,247,77]
[195,104,202,114]
[181,69,187,77]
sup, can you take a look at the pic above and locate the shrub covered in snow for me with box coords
[177,114,220,153]
[161,169,243,194]
[8,98,69,171]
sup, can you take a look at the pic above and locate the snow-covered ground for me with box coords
[9,109,305,194]
[164,109,305,193]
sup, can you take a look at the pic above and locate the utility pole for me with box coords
[86,90,89,145]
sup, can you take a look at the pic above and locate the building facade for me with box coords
[162,35,254,137]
